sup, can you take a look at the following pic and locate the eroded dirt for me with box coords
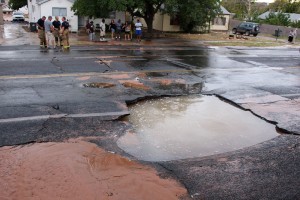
[0,139,187,200]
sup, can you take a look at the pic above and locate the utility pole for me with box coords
[247,0,255,21]
[0,0,4,25]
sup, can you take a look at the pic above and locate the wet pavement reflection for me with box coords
[118,95,279,161]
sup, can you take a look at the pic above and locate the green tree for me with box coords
[167,0,220,32]
[264,12,291,26]
[221,0,248,19]
[72,0,171,33]
[8,0,27,10]
[268,0,300,13]
[72,0,220,33]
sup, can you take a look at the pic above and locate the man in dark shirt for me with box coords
[37,16,46,48]
[60,17,70,49]
[52,16,61,47]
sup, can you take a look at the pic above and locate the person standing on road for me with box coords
[135,19,143,42]
[123,21,131,40]
[60,17,70,49]
[86,21,95,41]
[288,30,294,43]
[115,19,122,40]
[109,19,116,40]
[52,16,62,48]
[37,16,47,48]
[44,16,55,49]
[99,19,106,41]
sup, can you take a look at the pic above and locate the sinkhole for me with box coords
[117,95,279,162]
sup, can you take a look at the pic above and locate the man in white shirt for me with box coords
[100,19,106,41]
[135,19,142,42]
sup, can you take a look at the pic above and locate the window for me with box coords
[52,7,67,16]
[212,17,226,26]
[170,15,179,25]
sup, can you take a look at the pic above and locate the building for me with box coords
[149,6,231,32]
[258,11,300,22]
[27,0,78,32]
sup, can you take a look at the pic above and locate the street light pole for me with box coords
[0,0,4,25]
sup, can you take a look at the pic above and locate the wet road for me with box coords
[1,23,300,199]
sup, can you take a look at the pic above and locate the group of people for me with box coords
[288,28,297,43]
[37,16,70,49]
[86,18,143,42]
[86,19,106,41]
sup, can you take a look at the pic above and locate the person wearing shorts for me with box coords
[123,21,131,40]
[44,16,55,49]
[135,19,142,42]
[99,19,106,41]
[109,19,116,40]
[115,19,122,40]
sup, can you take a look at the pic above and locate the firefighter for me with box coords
[37,16,47,48]
[52,16,62,47]
[60,17,70,49]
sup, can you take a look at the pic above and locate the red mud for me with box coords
[0,140,187,200]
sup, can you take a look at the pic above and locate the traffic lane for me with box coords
[0,117,128,147]
[0,75,128,118]
[0,49,212,76]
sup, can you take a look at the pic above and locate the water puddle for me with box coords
[117,95,279,162]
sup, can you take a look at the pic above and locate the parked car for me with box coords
[232,22,260,37]
[12,12,25,22]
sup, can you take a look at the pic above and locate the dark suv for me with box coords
[232,22,260,37]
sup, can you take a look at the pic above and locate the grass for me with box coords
[165,32,297,47]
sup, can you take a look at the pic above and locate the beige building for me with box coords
[142,6,230,32]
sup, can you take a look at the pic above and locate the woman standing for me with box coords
[109,19,116,40]
[123,21,131,40]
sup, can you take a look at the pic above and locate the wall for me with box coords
[81,11,126,28]
[211,15,230,31]
[145,11,229,32]
[28,0,41,23]
[41,0,78,32]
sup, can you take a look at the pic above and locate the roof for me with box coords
[258,11,300,21]
[220,6,231,15]
[37,0,75,4]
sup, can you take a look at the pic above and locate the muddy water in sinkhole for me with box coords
[117,95,279,162]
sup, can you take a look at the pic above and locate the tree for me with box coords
[166,0,220,32]
[268,0,300,13]
[8,0,27,10]
[264,12,291,26]
[221,0,248,19]
[72,0,220,34]
[72,0,169,33]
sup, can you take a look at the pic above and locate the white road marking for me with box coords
[0,111,129,123]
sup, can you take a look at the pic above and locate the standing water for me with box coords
[117,95,279,162]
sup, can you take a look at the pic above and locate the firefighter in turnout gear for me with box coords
[60,17,70,49]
